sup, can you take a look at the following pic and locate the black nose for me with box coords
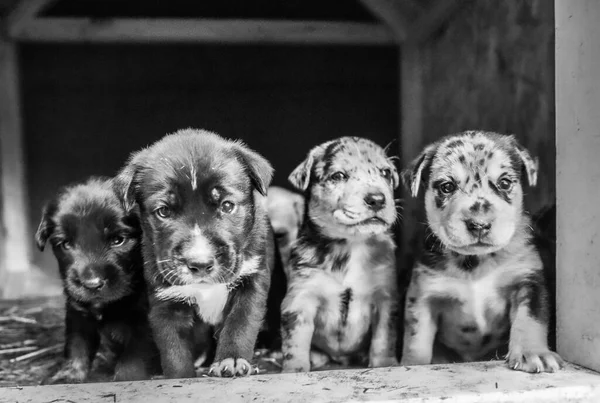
[465,219,492,237]
[81,277,106,290]
[185,258,214,275]
[364,192,386,211]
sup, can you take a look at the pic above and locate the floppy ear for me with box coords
[401,143,438,198]
[35,201,57,251]
[113,149,147,212]
[234,142,274,197]
[514,143,539,187]
[288,154,315,192]
[289,141,334,191]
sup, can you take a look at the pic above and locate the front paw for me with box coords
[506,348,564,373]
[369,355,398,368]
[281,356,310,373]
[209,358,255,377]
[45,360,88,385]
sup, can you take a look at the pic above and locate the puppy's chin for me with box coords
[312,209,391,240]
[157,262,237,286]
[429,220,516,256]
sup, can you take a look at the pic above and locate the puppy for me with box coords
[265,186,305,279]
[400,131,564,373]
[114,128,276,378]
[281,136,400,372]
[36,177,159,383]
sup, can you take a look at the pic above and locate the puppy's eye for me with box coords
[155,206,171,219]
[439,182,456,194]
[60,241,72,250]
[497,178,513,191]
[330,172,347,182]
[221,201,235,214]
[110,236,126,247]
[380,168,392,181]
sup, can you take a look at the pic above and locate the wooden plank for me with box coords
[399,43,423,273]
[9,18,396,45]
[359,0,409,41]
[5,0,56,33]
[555,0,600,372]
[0,37,34,299]
[2,362,600,402]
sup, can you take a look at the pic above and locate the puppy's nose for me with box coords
[465,219,492,237]
[185,258,214,275]
[364,192,386,211]
[81,277,106,290]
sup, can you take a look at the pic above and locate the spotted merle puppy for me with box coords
[36,177,159,383]
[281,137,400,372]
[114,128,276,378]
[400,131,564,373]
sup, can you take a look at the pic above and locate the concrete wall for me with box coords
[20,44,399,283]
[555,0,600,372]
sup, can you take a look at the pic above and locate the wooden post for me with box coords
[0,36,33,299]
[555,0,600,372]
[399,43,423,271]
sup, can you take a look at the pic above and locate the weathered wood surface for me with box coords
[1,362,599,403]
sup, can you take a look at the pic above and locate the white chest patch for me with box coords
[154,256,261,325]
[156,283,229,325]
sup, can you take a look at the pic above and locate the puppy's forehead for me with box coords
[317,137,389,174]
[431,132,519,180]
[139,136,248,194]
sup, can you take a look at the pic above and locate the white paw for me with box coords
[208,358,255,377]
[369,355,398,368]
[506,348,564,373]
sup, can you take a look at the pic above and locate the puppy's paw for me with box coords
[208,358,255,377]
[45,361,88,385]
[309,350,330,370]
[506,348,565,373]
[281,357,311,373]
[369,355,398,368]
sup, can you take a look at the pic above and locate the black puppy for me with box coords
[36,177,159,383]
[114,128,278,378]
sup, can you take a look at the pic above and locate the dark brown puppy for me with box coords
[36,177,159,383]
[114,128,276,378]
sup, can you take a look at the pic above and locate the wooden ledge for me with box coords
[2,361,600,403]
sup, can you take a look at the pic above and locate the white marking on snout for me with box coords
[156,283,229,325]
[189,227,213,260]
[190,164,197,190]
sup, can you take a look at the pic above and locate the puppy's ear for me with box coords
[288,153,315,192]
[113,149,146,212]
[234,142,274,196]
[513,142,539,187]
[35,201,57,251]
[401,143,438,197]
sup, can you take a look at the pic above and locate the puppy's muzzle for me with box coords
[464,219,492,239]
[364,192,386,211]
[181,254,215,277]
[74,263,115,290]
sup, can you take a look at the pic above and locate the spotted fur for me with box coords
[281,136,400,372]
[400,131,563,373]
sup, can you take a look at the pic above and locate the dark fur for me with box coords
[35,177,159,383]
[114,128,281,378]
